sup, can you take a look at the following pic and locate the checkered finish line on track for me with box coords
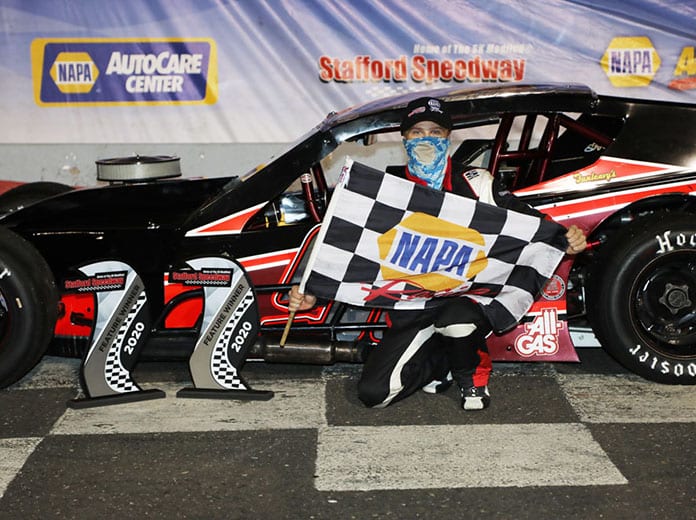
[300,159,568,333]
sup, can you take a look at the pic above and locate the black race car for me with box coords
[2,83,696,398]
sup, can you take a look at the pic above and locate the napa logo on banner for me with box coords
[31,38,217,106]
[600,36,660,88]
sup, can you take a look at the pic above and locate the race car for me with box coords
[1,83,696,395]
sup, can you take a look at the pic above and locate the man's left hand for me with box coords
[565,224,587,255]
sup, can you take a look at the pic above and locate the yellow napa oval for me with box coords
[377,212,488,292]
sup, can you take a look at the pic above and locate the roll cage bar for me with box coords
[488,112,614,189]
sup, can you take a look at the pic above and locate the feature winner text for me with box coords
[105,51,203,93]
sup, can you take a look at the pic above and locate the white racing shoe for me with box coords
[460,385,491,410]
[421,371,454,394]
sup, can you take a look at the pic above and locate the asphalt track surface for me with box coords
[1,348,695,519]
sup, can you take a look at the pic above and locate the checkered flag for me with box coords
[299,158,568,333]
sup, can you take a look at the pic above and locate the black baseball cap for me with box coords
[400,97,452,134]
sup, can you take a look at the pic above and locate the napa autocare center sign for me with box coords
[32,39,216,105]
[1,0,695,145]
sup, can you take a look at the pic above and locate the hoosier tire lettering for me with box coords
[629,344,696,378]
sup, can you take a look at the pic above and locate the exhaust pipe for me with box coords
[249,338,365,364]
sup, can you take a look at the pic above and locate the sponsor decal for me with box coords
[318,42,528,84]
[600,36,660,87]
[574,169,616,184]
[669,46,696,91]
[64,271,127,293]
[31,38,217,106]
[541,274,565,301]
[377,212,488,293]
[514,309,562,357]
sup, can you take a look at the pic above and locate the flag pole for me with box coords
[280,310,295,347]
[279,157,353,349]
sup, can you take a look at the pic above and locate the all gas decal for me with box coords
[513,309,562,357]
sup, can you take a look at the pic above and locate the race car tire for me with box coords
[0,227,59,388]
[0,181,73,215]
[587,213,696,384]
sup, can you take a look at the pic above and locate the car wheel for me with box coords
[0,227,59,388]
[587,213,696,384]
[0,181,73,215]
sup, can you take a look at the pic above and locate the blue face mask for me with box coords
[403,136,450,190]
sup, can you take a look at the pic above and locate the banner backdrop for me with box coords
[1,0,695,144]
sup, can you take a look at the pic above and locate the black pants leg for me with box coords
[357,298,492,408]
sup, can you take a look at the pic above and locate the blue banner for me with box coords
[1,0,695,143]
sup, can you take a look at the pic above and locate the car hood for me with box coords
[0,176,237,233]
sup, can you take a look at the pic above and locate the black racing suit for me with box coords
[357,160,546,407]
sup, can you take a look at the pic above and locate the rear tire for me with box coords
[587,213,696,384]
[0,227,58,388]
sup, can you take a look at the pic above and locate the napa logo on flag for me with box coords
[31,38,217,106]
[378,213,488,292]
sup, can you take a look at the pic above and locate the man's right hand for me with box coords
[288,285,317,312]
